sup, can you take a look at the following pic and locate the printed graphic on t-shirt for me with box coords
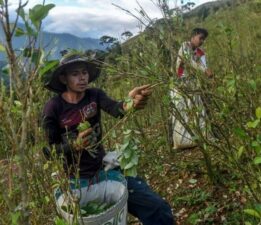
[60,102,97,128]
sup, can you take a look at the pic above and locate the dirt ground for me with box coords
[128,146,248,225]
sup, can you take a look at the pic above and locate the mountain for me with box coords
[0,24,105,61]
[0,25,106,81]
[183,0,234,20]
[42,32,105,58]
[122,0,259,50]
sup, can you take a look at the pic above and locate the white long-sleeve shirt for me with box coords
[176,42,207,78]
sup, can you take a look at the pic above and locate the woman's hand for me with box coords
[205,68,213,78]
[123,84,152,111]
[73,127,93,151]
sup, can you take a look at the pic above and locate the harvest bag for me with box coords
[55,170,128,225]
[170,88,205,149]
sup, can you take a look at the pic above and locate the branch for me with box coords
[10,0,29,37]
[112,3,147,27]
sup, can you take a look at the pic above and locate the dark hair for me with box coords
[191,28,208,38]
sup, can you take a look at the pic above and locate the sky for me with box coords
[8,0,213,39]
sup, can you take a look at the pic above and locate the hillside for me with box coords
[122,0,259,50]
[102,0,261,224]
[184,0,234,20]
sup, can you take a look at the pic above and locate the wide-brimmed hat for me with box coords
[44,52,102,93]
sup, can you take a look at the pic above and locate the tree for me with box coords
[0,1,56,223]
[99,35,118,46]
[121,31,133,41]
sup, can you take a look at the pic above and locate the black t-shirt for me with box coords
[43,88,124,178]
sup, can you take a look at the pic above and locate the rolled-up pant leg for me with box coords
[126,176,175,225]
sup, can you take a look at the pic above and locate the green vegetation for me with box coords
[77,121,91,132]
[118,129,140,177]
[61,200,115,217]
[100,0,261,224]
[0,0,260,224]
[80,201,114,216]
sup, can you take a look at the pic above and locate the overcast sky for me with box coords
[8,0,213,39]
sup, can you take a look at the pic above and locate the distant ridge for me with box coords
[0,23,105,61]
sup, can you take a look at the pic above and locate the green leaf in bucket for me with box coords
[80,200,115,216]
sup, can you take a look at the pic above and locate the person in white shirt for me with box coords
[176,28,212,78]
[171,28,212,149]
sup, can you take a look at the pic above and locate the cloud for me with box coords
[43,5,139,39]
[6,0,211,39]
[43,0,165,39]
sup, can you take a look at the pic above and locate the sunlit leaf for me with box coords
[247,120,260,129]
[237,146,244,159]
[119,156,128,169]
[45,196,50,203]
[39,60,59,77]
[256,107,261,119]
[124,161,135,170]
[29,4,55,29]
[54,217,69,225]
[131,154,139,165]
[15,27,25,37]
[120,141,129,152]
[14,100,22,107]
[43,163,49,170]
[123,147,132,159]
[123,129,132,135]
[124,167,137,177]
[11,212,20,225]
[253,157,261,165]
[244,209,261,218]
[244,222,252,225]
[16,7,26,21]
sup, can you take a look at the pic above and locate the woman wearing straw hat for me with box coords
[42,52,175,225]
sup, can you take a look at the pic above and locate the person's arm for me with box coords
[42,101,73,157]
[190,48,213,77]
[43,98,95,159]
[43,114,94,157]
[123,84,152,111]
[200,54,207,68]
[190,59,206,72]
[42,120,72,159]
[98,86,152,117]
[200,54,213,77]
[98,89,125,118]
